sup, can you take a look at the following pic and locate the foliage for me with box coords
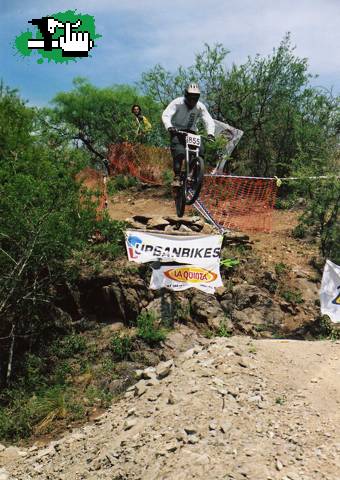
[141,36,340,177]
[220,258,240,269]
[107,174,138,196]
[110,333,134,360]
[311,315,340,340]
[47,78,167,165]
[274,263,288,275]
[136,311,167,345]
[293,177,340,263]
[281,289,304,304]
[0,85,123,386]
[50,334,87,359]
[216,319,232,337]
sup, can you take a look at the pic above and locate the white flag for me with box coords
[320,259,340,323]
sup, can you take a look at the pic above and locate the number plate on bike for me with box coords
[186,133,201,147]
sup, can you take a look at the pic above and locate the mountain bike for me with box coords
[174,130,204,217]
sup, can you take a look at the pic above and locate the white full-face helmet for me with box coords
[184,83,201,109]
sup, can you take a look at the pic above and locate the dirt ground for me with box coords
[4,336,340,479]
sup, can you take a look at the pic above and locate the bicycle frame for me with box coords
[177,130,200,195]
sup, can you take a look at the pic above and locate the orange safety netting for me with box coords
[198,175,278,232]
[108,142,172,184]
[107,143,277,232]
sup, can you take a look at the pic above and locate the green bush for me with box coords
[274,262,288,275]
[295,177,340,263]
[292,224,306,239]
[50,334,87,359]
[107,175,138,196]
[281,289,304,304]
[216,319,232,337]
[110,333,134,360]
[136,311,167,345]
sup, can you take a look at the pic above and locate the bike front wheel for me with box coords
[185,156,204,205]
[175,182,186,217]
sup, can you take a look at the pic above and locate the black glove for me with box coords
[168,127,178,135]
[207,134,215,142]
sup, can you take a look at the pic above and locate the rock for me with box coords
[134,380,147,397]
[165,443,177,452]
[0,444,5,452]
[147,216,170,229]
[125,218,145,229]
[3,446,22,460]
[142,367,157,380]
[238,357,251,368]
[168,392,177,405]
[123,418,137,430]
[276,458,284,471]
[184,426,197,435]
[232,284,267,309]
[164,225,177,234]
[188,435,199,444]
[164,215,196,225]
[190,291,229,330]
[133,214,153,224]
[178,224,192,233]
[295,277,318,303]
[36,446,56,460]
[0,469,9,480]
[144,294,174,326]
[109,322,125,332]
[220,421,232,433]
[156,359,173,379]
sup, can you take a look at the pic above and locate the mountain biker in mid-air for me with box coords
[162,83,215,187]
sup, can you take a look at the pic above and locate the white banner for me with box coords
[320,259,340,323]
[150,263,223,294]
[125,230,223,266]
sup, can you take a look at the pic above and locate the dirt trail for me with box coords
[107,186,175,221]
[3,336,340,479]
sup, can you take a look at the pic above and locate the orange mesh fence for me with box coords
[198,175,278,233]
[108,142,172,184]
[107,143,278,233]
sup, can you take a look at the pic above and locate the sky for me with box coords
[1,0,340,106]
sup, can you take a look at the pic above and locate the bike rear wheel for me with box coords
[185,155,204,205]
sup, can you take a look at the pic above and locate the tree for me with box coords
[0,85,106,385]
[140,35,340,177]
[46,78,167,165]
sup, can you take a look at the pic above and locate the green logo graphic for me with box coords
[14,10,101,64]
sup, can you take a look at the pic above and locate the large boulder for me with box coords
[190,291,233,331]
[231,283,284,334]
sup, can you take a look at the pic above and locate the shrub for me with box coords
[110,334,134,360]
[281,289,304,304]
[50,334,87,359]
[136,311,167,345]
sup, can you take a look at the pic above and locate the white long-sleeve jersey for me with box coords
[162,97,215,136]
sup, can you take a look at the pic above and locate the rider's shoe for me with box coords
[171,175,181,187]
